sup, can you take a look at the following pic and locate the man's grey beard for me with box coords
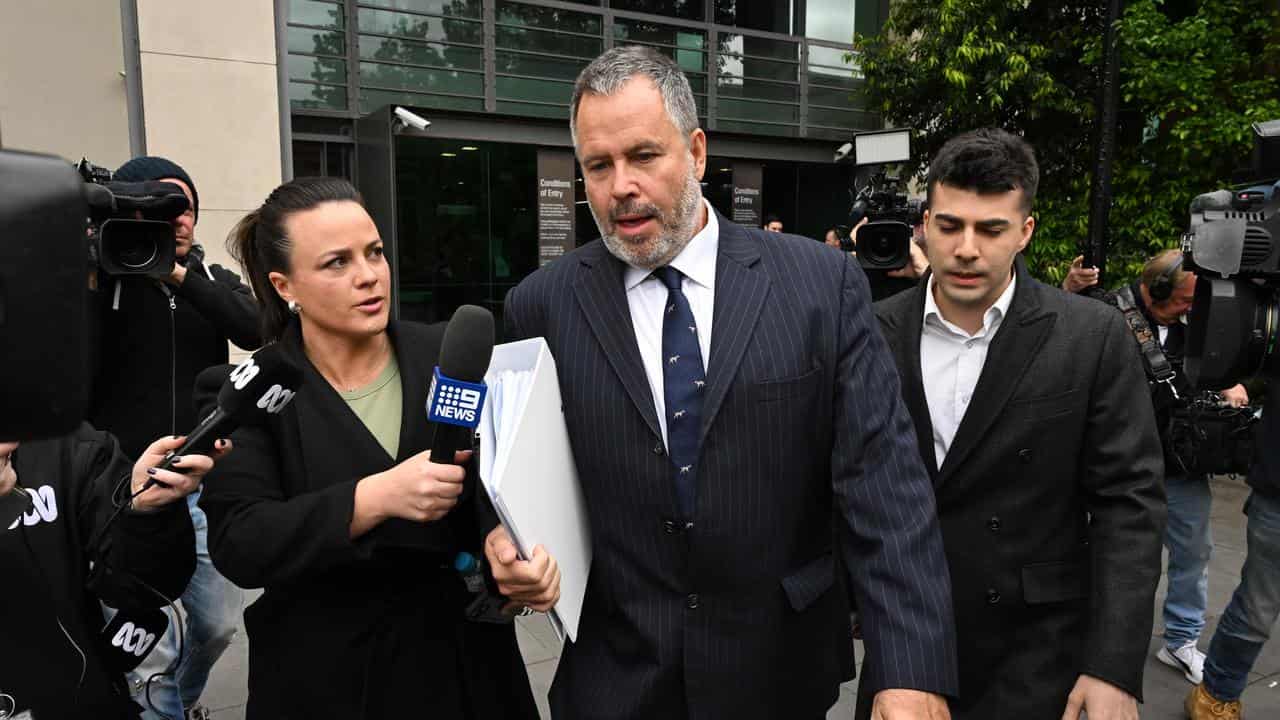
[594,167,703,271]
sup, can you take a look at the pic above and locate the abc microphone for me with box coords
[141,343,303,491]
[426,305,495,464]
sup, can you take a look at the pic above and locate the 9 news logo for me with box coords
[428,369,486,427]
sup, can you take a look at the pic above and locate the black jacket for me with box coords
[90,250,261,459]
[1249,385,1280,497]
[868,259,1166,718]
[0,424,195,718]
[194,319,537,720]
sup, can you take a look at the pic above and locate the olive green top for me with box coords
[339,353,403,459]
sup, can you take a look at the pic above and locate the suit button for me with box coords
[1018,448,1033,463]
[653,443,665,456]
[987,588,1001,605]
[686,593,700,609]
[663,520,676,534]
[988,516,1001,532]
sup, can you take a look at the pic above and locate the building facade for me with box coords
[0,0,887,326]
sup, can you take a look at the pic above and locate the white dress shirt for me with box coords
[920,273,1017,468]
[623,198,718,446]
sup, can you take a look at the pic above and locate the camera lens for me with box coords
[97,218,174,276]
[854,221,912,271]
[864,234,897,262]
[110,234,159,269]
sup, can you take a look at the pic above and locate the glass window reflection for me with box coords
[289,80,347,110]
[288,55,348,85]
[495,52,588,81]
[288,26,345,56]
[715,1,795,35]
[496,1,602,35]
[360,62,484,95]
[289,0,344,29]
[610,0,702,22]
[359,36,484,70]
[804,0,853,44]
[717,34,798,61]
[358,8,483,44]
[360,0,482,18]
[495,26,602,58]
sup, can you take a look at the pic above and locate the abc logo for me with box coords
[111,622,158,658]
[7,484,58,531]
[229,358,261,390]
[255,384,296,414]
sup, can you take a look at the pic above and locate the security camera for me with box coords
[394,106,430,131]
[834,142,853,163]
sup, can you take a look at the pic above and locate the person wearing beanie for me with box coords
[90,156,261,720]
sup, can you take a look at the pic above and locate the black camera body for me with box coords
[848,169,924,271]
[0,149,188,440]
[77,159,185,278]
[1182,119,1280,390]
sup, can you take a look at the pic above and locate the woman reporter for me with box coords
[194,178,556,719]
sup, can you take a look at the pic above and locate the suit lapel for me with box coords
[886,280,939,480]
[936,259,1055,485]
[572,244,664,441]
[700,218,769,444]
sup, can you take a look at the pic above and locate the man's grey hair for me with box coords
[570,45,700,147]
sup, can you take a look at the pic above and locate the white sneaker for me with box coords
[1158,641,1206,684]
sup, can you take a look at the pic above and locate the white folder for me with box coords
[478,337,591,643]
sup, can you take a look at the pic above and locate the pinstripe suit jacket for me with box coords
[503,210,958,719]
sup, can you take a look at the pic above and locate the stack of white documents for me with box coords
[477,337,592,643]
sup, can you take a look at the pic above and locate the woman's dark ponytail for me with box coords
[227,177,362,341]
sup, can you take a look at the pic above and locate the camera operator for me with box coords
[1068,249,1248,688]
[88,156,261,720]
[0,429,227,718]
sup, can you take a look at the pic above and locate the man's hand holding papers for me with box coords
[485,524,562,614]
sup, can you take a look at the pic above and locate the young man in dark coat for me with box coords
[866,129,1167,720]
[0,427,220,718]
[89,156,261,720]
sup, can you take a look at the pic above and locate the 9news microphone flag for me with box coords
[427,305,495,462]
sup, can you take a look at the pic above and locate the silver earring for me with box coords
[287,300,300,315]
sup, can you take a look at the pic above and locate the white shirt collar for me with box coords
[624,198,718,292]
[923,269,1018,338]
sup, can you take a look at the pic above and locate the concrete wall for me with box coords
[135,0,283,285]
[0,0,132,167]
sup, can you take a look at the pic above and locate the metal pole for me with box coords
[274,0,293,180]
[119,0,147,157]
[1083,0,1124,288]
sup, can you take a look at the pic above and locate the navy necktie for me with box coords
[655,266,705,519]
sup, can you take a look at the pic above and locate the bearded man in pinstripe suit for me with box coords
[498,45,957,720]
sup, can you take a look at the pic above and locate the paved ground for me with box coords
[201,476,1280,718]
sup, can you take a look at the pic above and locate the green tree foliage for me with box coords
[854,0,1280,285]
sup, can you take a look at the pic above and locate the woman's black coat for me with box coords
[194,319,538,719]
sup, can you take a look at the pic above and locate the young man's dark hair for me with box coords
[926,128,1040,214]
